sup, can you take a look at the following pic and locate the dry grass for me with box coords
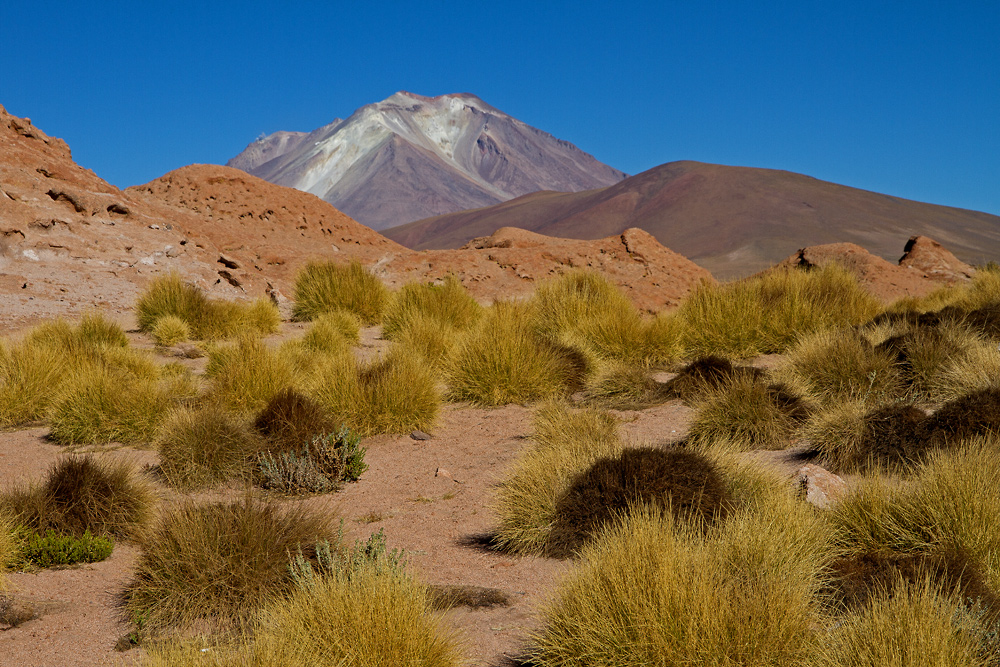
[392,312,460,367]
[679,263,883,358]
[299,310,361,354]
[0,337,64,427]
[309,348,440,436]
[0,513,19,590]
[804,402,931,473]
[445,301,573,406]
[492,402,623,555]
[121,497,338,635]
[157,404,263,490]
[814,578,992,667]
[687,375,810,451]
[205,336,303,415]
[530,493,830,667]
[928,339,1000,402]
[1,455,155,539]
[292,260,389,324]
[151,315,191,347]
[776,328,906,406]
[383,274,483,339]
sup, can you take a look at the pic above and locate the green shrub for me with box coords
[445,301,572,406]
[382,275,482,339]
[151,315,191,347]
[121,497,338,634]
[18,529,113,568]
[292,260,389,324]
[1,456,155,539]
[679,263,883,358]
[157,404,263,490]
[256,428,367,494]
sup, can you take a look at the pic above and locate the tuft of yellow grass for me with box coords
[445,300,572,406]
[151,315,191,347]
[383,274,483,338]
[492,402,623,555]
[205,336,303,415]
[292,260,389,324]
[687,375,804,451]
[680,263,883,358]
[300,309,361,354]
[530,492,830,667]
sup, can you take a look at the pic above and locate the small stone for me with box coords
[795,464,848,509]
[411,430,432,441]
[435,467,451,479]
[165,246,181,258]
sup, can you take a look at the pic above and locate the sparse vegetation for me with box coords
[256,428,367,494]
[292,260,390,324]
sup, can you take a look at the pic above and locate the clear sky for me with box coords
[2,1,997,215]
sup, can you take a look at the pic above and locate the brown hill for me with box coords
[384,161,1000,279]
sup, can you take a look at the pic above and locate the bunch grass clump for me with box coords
[206,336,303,415]
[292,260,389,324]
[121,497,338,635]
[445,301,572,406]
[804,401,929,473]
[492,402,623,555]
[151,315,190,347]
[0,337,64,427]
[679,263,883,358]
[309,349,440,436]
[299,310,361,354]
[530,494,830,667]
[156,403,263,490]
[383,275,483,339]
[136,273,280,340]
[1,455,155,539]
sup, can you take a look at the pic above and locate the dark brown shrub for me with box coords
[427,584,512,610]
[916,387,1000,450]
[828,547,1000,621]
[546,447,730,558]
[254,388,335,453]
[857,404,928,471]
[661,356,764,403]
[2,456,155,539]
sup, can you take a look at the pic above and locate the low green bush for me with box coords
[17,529,113,568]
[256,428,367,494]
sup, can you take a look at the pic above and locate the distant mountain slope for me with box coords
[227,91,626,230]
[383,161,1000,278]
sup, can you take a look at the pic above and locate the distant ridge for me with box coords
[383,160,1000,278]
[227,91,626,230]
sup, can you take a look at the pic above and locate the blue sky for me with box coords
[2,1,998,215]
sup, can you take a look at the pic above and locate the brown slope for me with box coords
[384,161,1000,279]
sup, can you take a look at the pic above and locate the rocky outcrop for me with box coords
[898,235,976,283]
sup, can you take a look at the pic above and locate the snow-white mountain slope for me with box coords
[227,91,626,230]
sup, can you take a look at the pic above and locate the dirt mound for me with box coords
[775,239,970,303]
[898,235,975,283]
[379,227,714,312]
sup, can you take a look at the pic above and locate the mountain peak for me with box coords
[227,92,625,230]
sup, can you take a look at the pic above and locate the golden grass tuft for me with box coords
[927,338,1000,402]
[776,328,905,405]
[383,274,483,339]
[205,336,303,415]
[309,348,440,436]
[445,301,572,406]
[530,493,830,667]
[292,260,389,324]
[0,512,19,590]
[300,309,361,354]
[0,337,64,427]
[814,578,991,667]
[121,497,338,635]
[151,315,191,347]
[687,375,808,451]
[157,404,263,490]
[492,402,623,555]
[679,263,883,358]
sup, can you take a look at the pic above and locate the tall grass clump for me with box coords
[292,260,389,324]
[0,337,64,427]
[445,301,573,406]
[383,275,483,338]
[121,497,338,635]
[530,494,830,667]
[815,578,992,667]
[687,375,810,451]
[310,349,440,436]
[157,404,263,490]
[151,315,191,347]
[680,264,883,358]
[299,310,361,354]
[776,328,905,406]
[927,339,1000,402]
[1,456,155,539]
[392,312,461,367]
[136,273,280,340]
[492,402,623,555]
[206,336,303,415]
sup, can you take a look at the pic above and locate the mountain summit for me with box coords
[227,91,627,230]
